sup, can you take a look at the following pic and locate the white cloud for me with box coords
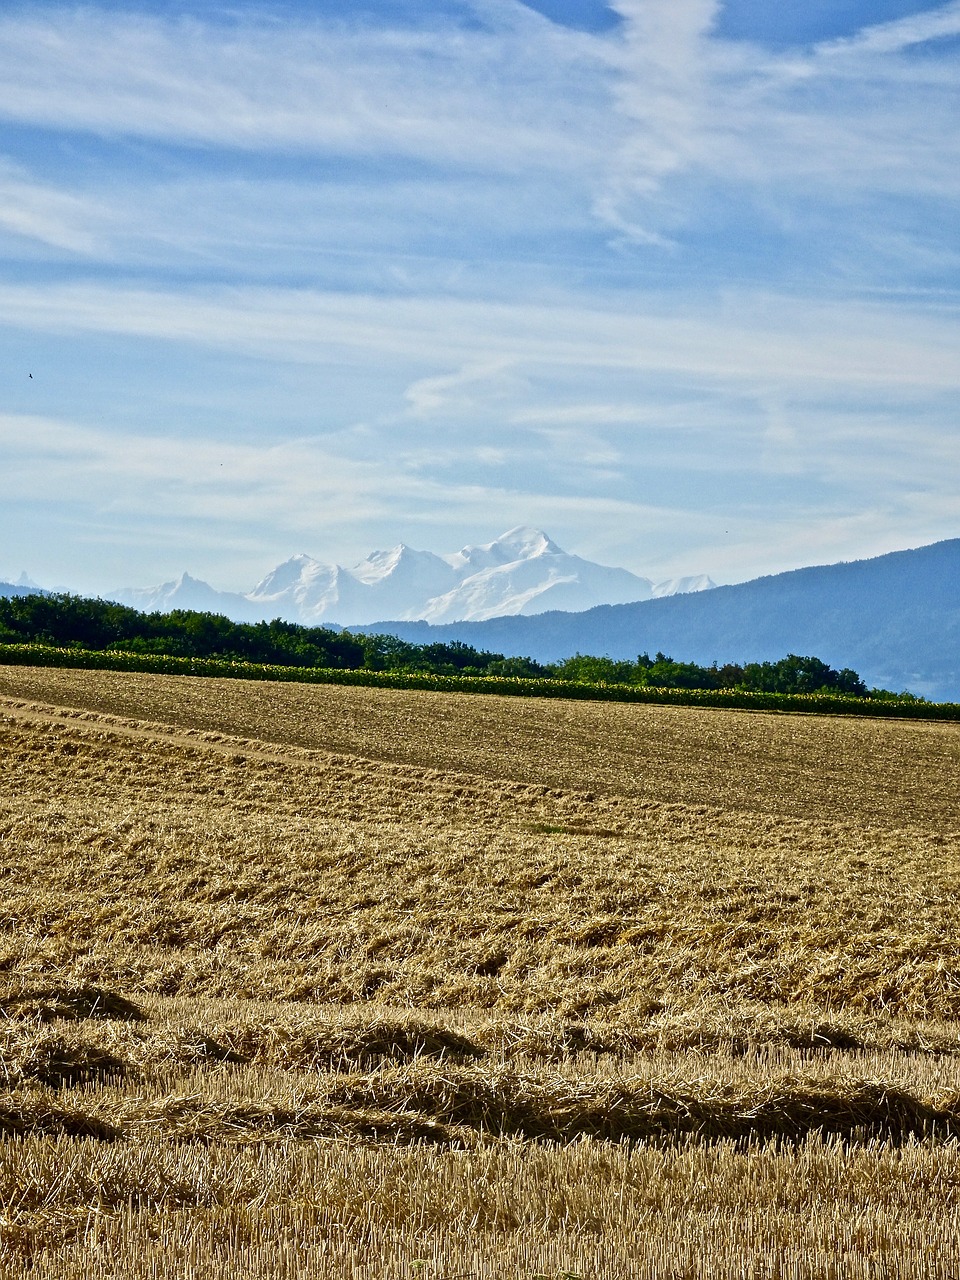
[0,412,386,518]
[0,407,699,586]
[404,360,522,416]
[0,157,594,294]
[0,7,613,175]
[1,3,956,265]
[511,402,653,426]
[818,2,960,56]
[0,2,957,592]
[596,0,960,242]
[3,384,958,592]
[0,159,106,253]
[1,279,957,391]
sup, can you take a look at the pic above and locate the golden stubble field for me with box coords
[1,665,960,1277]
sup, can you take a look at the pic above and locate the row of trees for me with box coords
[0,591,892,697]
[549,651,871,697]
[0,593,546,676]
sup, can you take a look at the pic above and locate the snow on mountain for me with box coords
[421,532,658,623]
[111,572,265,622]
[247,555,351,624]
[353,544,454,589]
[446,527,562,575]
[247,545,459,625]
[108,529,714,626]
[650,574,716,599]
[351,545,458,621]
[242,526,669,625]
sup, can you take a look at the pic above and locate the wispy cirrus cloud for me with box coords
[1,279,957,389]
[0,3,956,276]
[0,7,613,173]
[594,0,960,251]
[0,165,590,287]
[5,398,951,590]
[0,407,696,588]
[818,0,960,55]
[0,1,957,593]
[0,159,107,254]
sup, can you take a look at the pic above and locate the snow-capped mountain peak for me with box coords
[251,554,330,600]
[352,543,454,588]
[424,539,656,624]
[352,544,412,584]
[447,526,562,574]
[113,571,264,621]
[107,528,714,627]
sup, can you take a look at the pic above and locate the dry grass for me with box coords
[7,1136,960,1278]
[1,666,960,1275]
[2,664,959,828]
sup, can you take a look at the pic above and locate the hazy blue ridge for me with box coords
[0,582,48,599]
[347,539,960,701]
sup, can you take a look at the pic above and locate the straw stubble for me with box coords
[0,668,959,1275]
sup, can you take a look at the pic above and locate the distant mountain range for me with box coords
[349,538,960,701]
[5,534,959,699]
[104,527,715,625]
[0,573,45,597]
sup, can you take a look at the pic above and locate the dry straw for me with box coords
[0,668,959,1275]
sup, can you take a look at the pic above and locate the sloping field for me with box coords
[1,666,960,1276]
[2,663,960,827]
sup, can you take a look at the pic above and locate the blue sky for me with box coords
[1,0,958,592]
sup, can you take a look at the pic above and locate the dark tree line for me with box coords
[549,651,870,696]
[0,593,545,676]
[0,592,888,696]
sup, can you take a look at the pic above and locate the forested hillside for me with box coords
[349,538,960,700]
[0,590,899,699]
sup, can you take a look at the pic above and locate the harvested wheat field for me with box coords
[1,666,960,1277]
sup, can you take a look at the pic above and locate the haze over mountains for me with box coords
[351,538,960,702]
[4,533,959,700]
[104,527,715,626]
